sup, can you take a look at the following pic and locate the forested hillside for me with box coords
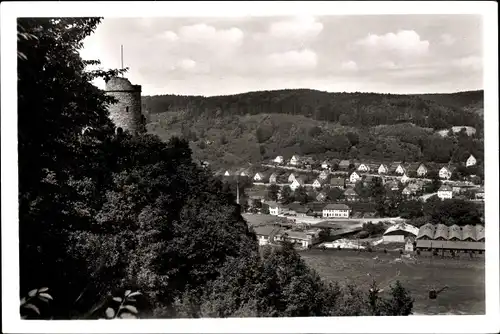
[143,90,484,170]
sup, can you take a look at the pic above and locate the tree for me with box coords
[327,187,343,201]
[294,186,308,204]
[379,281,414,316]
[280,187,293,204]
[267,184,280,201]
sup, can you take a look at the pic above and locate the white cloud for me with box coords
[356,30,430,56]
[340,60,358,71]
[451,55,482,71]
[440,33,456,46]
[178,24,244,46]
[269,16,323,39]
[161,31,179,42]
[378,61,401,69]
[170,58,210,74]
[267,49,318,70]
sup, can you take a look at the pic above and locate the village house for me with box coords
[316,192,327,202]
[306,202,326,217]
[386,180,400,191]
[238,168,250,177]
[266,201,284,216]
[357,163,371,173]
[349,171,361,183]
[439,166,455,180]
[339,160,351,170]
[344,188,359,201]
[224,170,231,177]
[395,163,406,175]
[290,177,305,191]
[274,230,319,249]
[437,184,453,200]
[378,164,389,174]
[400,173,410,184]
[254,225,282,246]
[289,155,301,166]
[321,160,331,170]
[312,178,327,189]
[253,172,265,182]
[269,172,278,184]
[322,203,351,218]
[330,177,345,189]
[273,156,284,164]
[416,163,428,177]
[288,173,296,183]
[287,203,310,217]
[319,170,329,180]
[466,154,477,167]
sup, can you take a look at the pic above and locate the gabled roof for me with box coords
[323,203,350,211]
[434,224,449,239]
[417,223,436,239]
[384,222,419,236]
[344,188,358,196]
[306,202,327,212]
[406,162,421,173]
[439,184,453,192]
[330,177,345,186]
[265,201,281,208]
[475,224,485,241]
[448,225,462,240]
[461,225,477,241]
[254,225,283,238]
[339,160,351,167]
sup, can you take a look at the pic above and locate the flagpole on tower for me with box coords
[120,45,124,77]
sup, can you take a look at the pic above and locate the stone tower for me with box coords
[105,76,145,134]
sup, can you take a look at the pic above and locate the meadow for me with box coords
[300,249,485,315]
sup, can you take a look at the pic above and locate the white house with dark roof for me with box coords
[319,170,329,180]
[312,178,327,189]
[395,164,406,175]
[400,173,410,184]
[290,178,304,191]
[289,155,301,166]
[224,170,231,177]
[439,166,455,180]
[466,154,477,167]
[267,201,284,216]
[357,163,370,173]
[322,203,351,218]
[416,163,428,177]
[254,225,283,246]
[437,184,453,200]
[378,164,389,174]
[349,171,361,183]
[273,155,284,164]
[287,173,296,183]
[269,172,278,184]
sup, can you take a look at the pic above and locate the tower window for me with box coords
[126,106,129,112]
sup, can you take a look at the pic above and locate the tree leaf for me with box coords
[124,290,131,297]
[119,313,136,319]
[23,303,40,315]
[38,287,49,292]
[127,291,142,298]
[28,289,38,297]
[113,297,122,303]
[105,307,115,319]
[38,293,53,300]
[120,304,138,314]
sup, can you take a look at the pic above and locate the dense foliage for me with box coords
[18,18,415,319]
[144,90,483,169]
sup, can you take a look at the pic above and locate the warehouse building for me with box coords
[415,223,485,252]
[382,222,419,243]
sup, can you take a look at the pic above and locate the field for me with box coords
[300,249,485,315]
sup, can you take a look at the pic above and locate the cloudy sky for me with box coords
[80,15,483,96]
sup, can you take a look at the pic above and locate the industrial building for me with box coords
[415,223,485,252]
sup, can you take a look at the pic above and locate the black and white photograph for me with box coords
[1,1,499,333]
